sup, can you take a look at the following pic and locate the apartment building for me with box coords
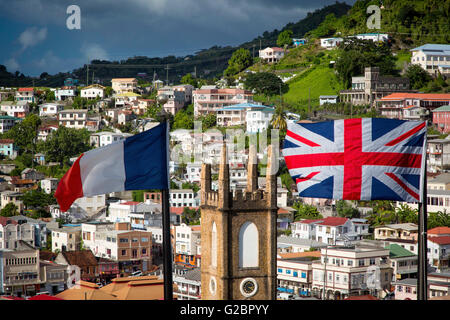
[374,223,419,242]
[386,243,417,282]
[40,178,59,194]
[193,87,253,117]
[111,78,137,94]
[432,105,450,133]
[311,245,393,300]
[291,217,369,245]
[173,267,201,300]
[15,87,35,103]
[277,252,319,297]
[320,37,343,49]
[0,115,22,134]
[81,222,152,274]
[170,189,196,208]
[277,235,327,253]
[157,87,185,115]
[428,236,450,271]
[114,92,141,108]
[174,223,201,268]
[57,109,88,129]
[51,226,82,252]
[37,125,58,142]
[0,240,42,297]
[246,106,275,133]
[0,190,24,213]
[0,139,17,159]
[377,93,450,119]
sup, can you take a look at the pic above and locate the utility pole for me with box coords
[86,63,89,86]
[308,88,311,115]
[194,66,197,78]
[253,44,255,59]
[165,65,170,86]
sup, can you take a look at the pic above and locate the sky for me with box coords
[0,0,355,77]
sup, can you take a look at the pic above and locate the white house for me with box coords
[354,33,389,42]
[81,84,105,100]
[320,37,343,49]
[185,162,202,183]
[170,189,196,208]
[319,95,339,106]
[246,106,275,133]
[410,44,450,75]
[0,101,29,118]
[39,102,64,117]
[89,131,132,148]
[55,87,77,101]
[259,47,285,63]
[40,178,59,194]
[57,109,88,129]
[428,236,450,271]
[175,223,201,259]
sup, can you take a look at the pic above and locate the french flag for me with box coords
[55,122,169,212]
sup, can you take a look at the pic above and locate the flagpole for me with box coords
[162,119,173,300]
[418,125,428,300]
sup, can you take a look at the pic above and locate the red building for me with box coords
[432,105,450,133]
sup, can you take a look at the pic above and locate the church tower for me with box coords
[200,144,277,300]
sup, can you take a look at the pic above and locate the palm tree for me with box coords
[271,104,287,132]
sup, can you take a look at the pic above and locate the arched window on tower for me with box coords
[211,222,217,268]
[239,221,258,268]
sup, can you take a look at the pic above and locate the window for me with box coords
[121,249,126,256]
[370,258,376,265]
[286,269,291,275]
[348,260,353,266]
[120,238,128,243]
[301,272,306,278]
[359,259,365,267]
[293,271,298,277]
[278,268,283,273]
[141,237,148,242]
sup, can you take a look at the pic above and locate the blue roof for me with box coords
[411,44,450,53]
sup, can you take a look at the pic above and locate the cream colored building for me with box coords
[311,245,393,300]
[374,223,419,242]
[81,84,105,100]
[0,191,24,212]
[410,44,450,76]
[58,109,88,129]
[111,78,137,94]
[0,241,42,297]
[51,226,82,252]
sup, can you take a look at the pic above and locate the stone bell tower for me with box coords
[200,144,277,300]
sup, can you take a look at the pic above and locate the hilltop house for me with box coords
[15,88,35,103]
[410,44,450,76]
[259,47,285,63]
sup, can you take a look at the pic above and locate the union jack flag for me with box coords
[282,118,427,203]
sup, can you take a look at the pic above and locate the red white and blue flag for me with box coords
[282,118,427,203]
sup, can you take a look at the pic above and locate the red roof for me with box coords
[428,227,450,235]
[0,139,14,144]
[0,216,18,226]
[0,295,25,300]
[317,217,349,227]
[344,295,378,300]
[120,201,140,206]
[170,207,198,215]
[28,294,63,300]
[428,236,450,245]
[381,93,450,101]
[297,219,322,225]
[17,87,34,92]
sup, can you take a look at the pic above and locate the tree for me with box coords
[336,200,360,218]
[45,90,55,102]
[181,73,198,88]
[199,113,216,130]
[22,189,56,210]
[172,109,194,130]
[244,72,288,96]
[182,207,201,225]
[405,64,431,90]
[335,38,397,89]
[5,114,41,154]
[270,105,287,132]
[293,202,322,221]
[1,203,18,217]
[104,86,113,97]
[40,126,91,166]
[277,29,293,52]
[224,48,253,77]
